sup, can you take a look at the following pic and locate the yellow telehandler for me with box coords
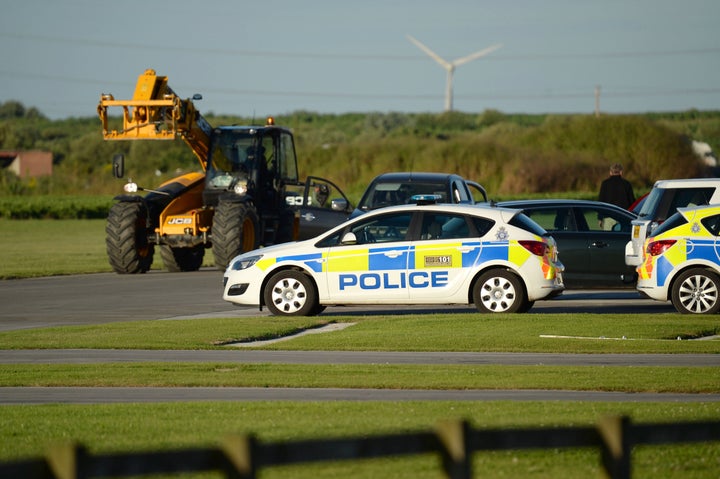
[98,69,351,273]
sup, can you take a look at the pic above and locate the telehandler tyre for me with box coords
[106,201,154,274]
[160,245,205,272]
[212,200,260,270]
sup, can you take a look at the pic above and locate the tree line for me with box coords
[1,101,719,202]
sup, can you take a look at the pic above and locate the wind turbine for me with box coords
[407,35,502,112]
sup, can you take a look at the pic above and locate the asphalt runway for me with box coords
[2,387,718,404]
[0,269,675,332]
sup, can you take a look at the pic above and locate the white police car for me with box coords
[223,200,565,315]
[637,204,720,314]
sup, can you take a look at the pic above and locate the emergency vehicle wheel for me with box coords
[264,270,319,316]
[106,201,154,274]
[671,268,720,314]
[473,269,528,313]
[212,201,260,270]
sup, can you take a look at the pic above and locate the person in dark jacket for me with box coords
[598,163,634,229]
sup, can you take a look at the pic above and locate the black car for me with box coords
[497,199,637,289]
[351,172,488,218]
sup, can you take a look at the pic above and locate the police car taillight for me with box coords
[518,240,548,257]
[646,239,677,256]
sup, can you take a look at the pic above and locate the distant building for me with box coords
[0,150,53,178]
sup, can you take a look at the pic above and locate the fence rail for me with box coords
[3,416,719,479]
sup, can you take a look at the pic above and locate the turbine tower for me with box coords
[407,35,502,112]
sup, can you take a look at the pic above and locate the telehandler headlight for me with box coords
[233,180,248,196]
[124,181,139,193]
[231,254,263,271]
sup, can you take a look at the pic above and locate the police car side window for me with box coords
[350,213,413,245]
[470,217,495,237]
[420,213,471,240]
[701,214,720,236]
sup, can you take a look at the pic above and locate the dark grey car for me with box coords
[351,172,488,218]
[497,199,637,289]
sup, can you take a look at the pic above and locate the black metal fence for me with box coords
[2,416,719,479]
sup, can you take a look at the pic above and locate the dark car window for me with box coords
[451,180,471,203]
[359,182,449,210]
[639,187,715,221]
[581,207,633,232]
[519,207,575,232]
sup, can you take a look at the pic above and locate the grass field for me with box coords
[0,219,216,279]
[1,219,719,477]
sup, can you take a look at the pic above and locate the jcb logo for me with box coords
[167,218,192,225]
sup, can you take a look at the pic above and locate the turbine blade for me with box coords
[406,34,451,69]
[452,43,503,67]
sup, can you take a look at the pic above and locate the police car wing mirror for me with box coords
[341,232,358,245]
[331,198,349,212]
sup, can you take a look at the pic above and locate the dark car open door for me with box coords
[295,176,353,240]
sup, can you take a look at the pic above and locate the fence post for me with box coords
[436,419,471,479]
[221,434,257,479]
[597,415,631,479]
[46,443,87,479]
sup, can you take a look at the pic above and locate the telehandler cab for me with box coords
[98,69,351,273]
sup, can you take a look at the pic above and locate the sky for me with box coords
[1,0,719,120]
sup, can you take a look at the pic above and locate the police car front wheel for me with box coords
[473,269,528,314]
[264,270,320,316]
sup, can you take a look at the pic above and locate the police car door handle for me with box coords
[384,251,402,258]
[301,212,316,222]
[458,246,475,253]
[591,241,609,248]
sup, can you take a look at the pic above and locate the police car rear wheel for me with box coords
[264,270,319,316]
[671,268,720,314]
[473,270,528,313]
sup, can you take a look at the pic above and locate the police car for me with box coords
[636,204,720,314]
[223,199,565,316]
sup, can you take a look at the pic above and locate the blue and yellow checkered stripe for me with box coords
[255,240,532,274]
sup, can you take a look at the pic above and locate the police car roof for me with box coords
[360,201,521,219]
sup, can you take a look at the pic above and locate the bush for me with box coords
[0,196,115,219]
[1,103,718,209]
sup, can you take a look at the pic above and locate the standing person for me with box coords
[598,163,635,229]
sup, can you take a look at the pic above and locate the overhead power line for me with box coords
[1,32,718,62]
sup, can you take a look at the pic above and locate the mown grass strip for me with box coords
[2,401,719,478]
[0,315,717,353]
[1,363,718,393]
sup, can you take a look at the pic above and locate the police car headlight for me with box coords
[233,180,248,195]
[231,254,262,271]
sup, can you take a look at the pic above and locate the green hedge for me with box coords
[0,196,115,219]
